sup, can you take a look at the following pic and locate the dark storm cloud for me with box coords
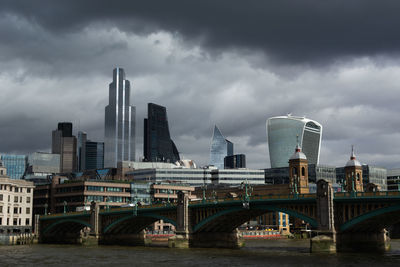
[2,0,400,65]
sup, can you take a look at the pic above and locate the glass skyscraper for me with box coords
[143,103,180,163]
[104,68,136,168]
[52,122,77,173]
[267,115,322,168]
[210,125,233,169]
[85,141,104,170]
[0,154,27,179]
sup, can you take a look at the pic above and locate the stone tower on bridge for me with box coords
[289,140,309,194]
[344,146,363,192]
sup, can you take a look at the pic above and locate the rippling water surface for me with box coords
[1,239,400,266]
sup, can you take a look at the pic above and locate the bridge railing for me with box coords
[334,191,400,198]
[40,210,89,219]
[189,193,316,205]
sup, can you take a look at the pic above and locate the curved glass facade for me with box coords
[267,116,322,168]
[210,126,233,169]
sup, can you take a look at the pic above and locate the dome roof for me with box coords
[345,145,361,167]
[289,144,307,160]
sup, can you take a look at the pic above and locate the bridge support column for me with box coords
[168,191,190,248]
[311,180,336,253]
[100,230,151,246]
[190,229,244,249]
[336,229,390,253]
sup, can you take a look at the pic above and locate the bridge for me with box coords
[37,180,400,252]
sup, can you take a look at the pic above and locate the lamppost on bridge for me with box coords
[44,203,48,215]
[132,188,138,216]
[201,183,207,203]
[63,201,67,214]
[241,179,253,209]
[212,189,217,204]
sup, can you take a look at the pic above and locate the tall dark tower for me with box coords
[104,68,136,168]
[52,122,77,173]
[143,103,180,163]
[288,139,309,194]
[344,146,363,192]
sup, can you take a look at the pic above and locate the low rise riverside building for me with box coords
[0,162,34,234]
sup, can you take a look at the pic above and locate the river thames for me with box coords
[1,239,400,266]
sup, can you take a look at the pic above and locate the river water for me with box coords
[1,239,400,266]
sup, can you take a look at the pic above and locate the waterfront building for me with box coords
[0,154,27,179]
[211,169,265,186]
[127,167,264,187]
[24,152,60,185]
[52,122,77,173]
[0,161,34,233]
[210,125,233,169]
[143,103,180,163]
[267,115,322,168]
[224,154,246,169]
[387,169,400,191]
[104,68,136,168]
[344,146,363,192]
[116,161,178,179]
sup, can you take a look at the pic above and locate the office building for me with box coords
[224,154,246,169]
[104,68,136,168]
[0,161,34,233]
[267,115,322,168]
[362,165,387,191]
[77,131,87,171]
[143,103,180,163]
[24,152,60,184]
[52,122,77,173]
[387,169,400,191]
[0,154,27,179]
[210,125,233,169]
[85,141,104,170]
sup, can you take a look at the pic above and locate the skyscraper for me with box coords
[0,154,27,179]
[210,125,233,169]
[267,115,322,168]
[52,122,77,173]
[77,131,87,171]
[104,68,136,168]
[143,103,180,163]
[85,141,104,170]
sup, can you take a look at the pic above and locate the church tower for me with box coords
[289,138,309,194]
[344,146,363,192]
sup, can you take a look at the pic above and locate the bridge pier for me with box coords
[336,229,390,253]
[100,230,151,246]
[190,229,244,249]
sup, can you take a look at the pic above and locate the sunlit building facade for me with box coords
[210,125,233,169]
[104,68,136,168]
[267,115,322,168]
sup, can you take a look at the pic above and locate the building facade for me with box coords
[85,141,104,170]
[387,169,400,191]
[0,162,34,233]
[24,152,60,185]
[0,154,27,179]
[210,125,233,169]
[362,165,387,191]
[104,68,136,168]
[224,154,246,169]
[52,122,77,173]
[143,103,180,163]
[267,115,322,168]
[77,131,87,171]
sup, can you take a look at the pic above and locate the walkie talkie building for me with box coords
[267,115,322,168]
[104,68,136,168]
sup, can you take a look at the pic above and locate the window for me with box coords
[14,207,18,214]
[14,187,17,192]
[27,188,31,193]
[25,218,30,225]
[19,218,21,225]
[0,206,2,213]
[302,167,305,176]
[13,218,17,225]
[7,206,10,213]
[26,207,30,214]
[7,218,9,225]
[20,196,22,202]
[0,194,3,201]
[26,197,31,203]
[14,196,18,203]
[8,195,10,202]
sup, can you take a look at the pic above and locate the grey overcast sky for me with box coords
[1,0,400,169]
